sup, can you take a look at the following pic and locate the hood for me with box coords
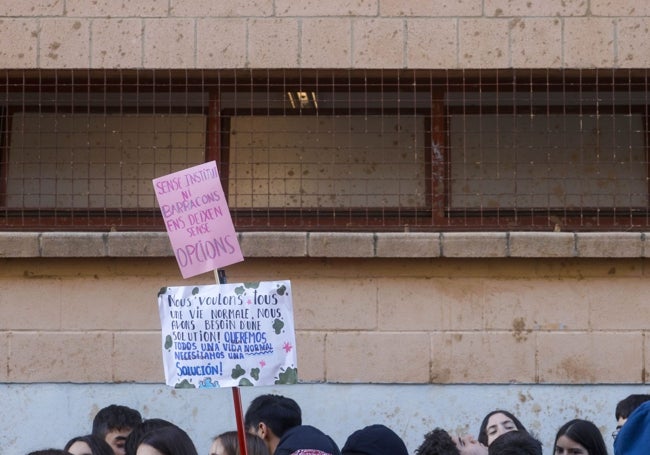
[614,401,650,455]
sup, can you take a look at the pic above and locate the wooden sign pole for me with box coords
[215,269,249,455]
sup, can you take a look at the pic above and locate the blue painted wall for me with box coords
[3,383,638,455]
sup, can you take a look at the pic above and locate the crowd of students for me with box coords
[25,393,650,455]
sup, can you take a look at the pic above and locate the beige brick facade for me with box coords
[1,233,650,385]
[2,1,650,69]
[0,0,649,393]
[3,3,649,453]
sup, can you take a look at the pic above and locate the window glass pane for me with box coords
[228,115,427,209]
[449,93,647,210]
[6,112,206,208]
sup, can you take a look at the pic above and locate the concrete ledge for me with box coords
[442,232,507,257]
[376,232,440,257]
[575,232,644,258]
[40,232,107,257]
[0,231,649,259]
[0,232,40,257]
[108,232,173,257]
[509,232,576,257]
[240,232,307,257]
[308,232,375,257]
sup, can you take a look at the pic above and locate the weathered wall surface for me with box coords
[0,383,635,455]
[1,232,649,385]
[1,1,650,453]
[1,0,650,69]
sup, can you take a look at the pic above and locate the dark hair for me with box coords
[137,425,198,455]
[244,394,302,438]
[615,394,650,420]
[554,419,608,455]
[27,451,70,455]
[415,428,460,455]
[341,424,408,455]
[488,431,542,455]
[125,418,177,455]
[64,434,114,455]
[92,404,142,439]
[213,431,270,455]
[478,410,528,446]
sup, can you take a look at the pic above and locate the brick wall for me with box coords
[2,0,650,69]
[1,1,650,388]
[1,232,649,385]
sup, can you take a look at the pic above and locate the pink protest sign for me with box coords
[153,161,243,278]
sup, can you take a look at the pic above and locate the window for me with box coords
[1,69,648,231]
[442,71,649,229]
[220,86,432,228]
[0,71,211,229]
[7,110,206,209]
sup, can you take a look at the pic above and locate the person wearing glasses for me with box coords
[612,394,650,441]
[613,400,650,455]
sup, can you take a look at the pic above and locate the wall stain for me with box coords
[558,358,594,382]
[512,317,530,342]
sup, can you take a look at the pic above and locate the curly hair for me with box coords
[415,428,460,455]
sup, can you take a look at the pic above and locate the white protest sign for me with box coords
[157,280,298,388]
[152,161,243,279]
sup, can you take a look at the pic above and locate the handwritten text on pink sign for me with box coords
[153,161,243,278]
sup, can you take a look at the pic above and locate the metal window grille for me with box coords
[0,68,648,232]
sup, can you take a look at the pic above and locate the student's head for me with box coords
[209,431,270,455]
[478,411,527,446]
[614,394,650,435]
[553,419,608,455]
[417,430,486,455]
[416,428,460,455]
[64,434,114,455]
[244,394,302,442]
[488,431,542,455]
[27,451,70,455]
[614,400,650,454]
[341,424,408,455]
[124,419,176,455]
[92,404,142,455]
[272,425,340,455]
[135,425,198,455]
